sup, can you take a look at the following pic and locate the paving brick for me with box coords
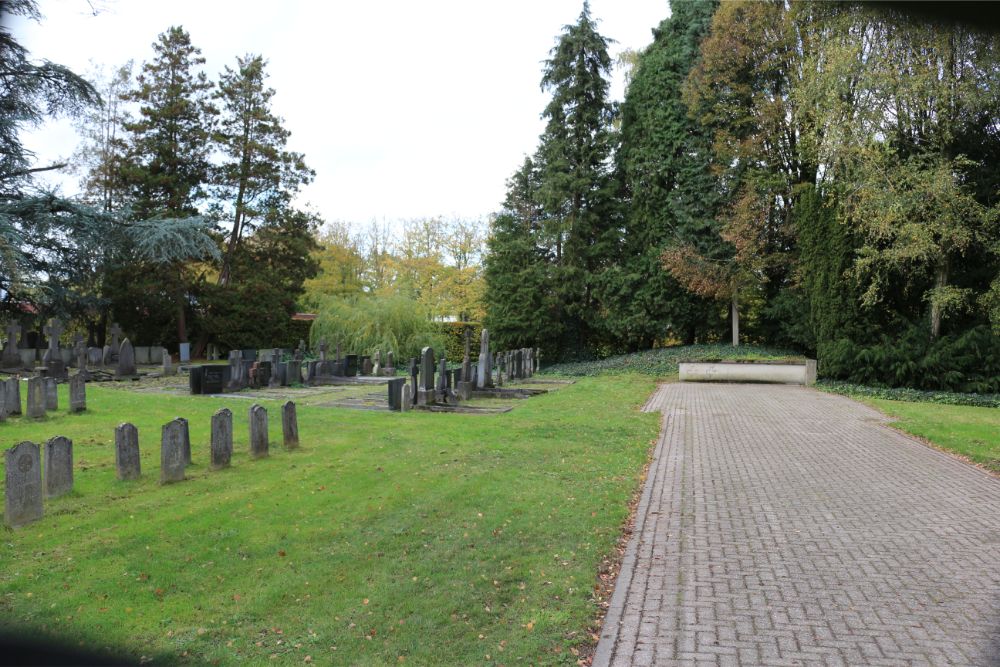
[594,383,1000,666]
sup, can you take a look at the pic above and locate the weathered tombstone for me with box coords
[116,338,136,377]
[387,377,406,411]
[201,365,225,395]
[385,350,396,376]
[176,416,191,465]
[160,419,186,484]
[115,423,141,480]
[69,373,86,412]
[318,339,328,361]
[418,347,435,405]
[2,320,22,368]
[42,318,67,379]
[477,329,491,389]
[282,401,299,449]
[210,408,233,470]
[248,404,269,458]
[44,436,73,498]
[0,382,6,421]
[87,346,102,367]
[344,354,359,377]
[269,349,282,388]
[4,441,43,528]
[44,377,58,410]
[6,377,21,415]
[108,323,122,359]
[26,376,46,418]
[361,357,373,376]
[102,344,113,366]
[436,358,448,402]
[409,358,418,402]
[162,348,177,376]
[189,366,204,394]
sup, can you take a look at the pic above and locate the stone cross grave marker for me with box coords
[117,338,136,377]
[44,436,73,498]
[249,404,269,458]
[211,408,233,470]
[26,376,45,419]
[109,323,122,354]
[282,401,299,449]
[160,419,186,484]
[69,373,86,412]
[5,441,43,528]
[115,423,141,480]
[319,339,328,361]
[3,320,22,368]
[44,377,58,410]
[42,318,64,359]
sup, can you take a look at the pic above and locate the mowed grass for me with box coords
[868,398,1000,473]
[1,376,659,665]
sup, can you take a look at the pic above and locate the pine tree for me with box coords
[213,54,313,286]
[605,0,722,349]
[535,1,617,358]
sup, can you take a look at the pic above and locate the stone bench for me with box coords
[678,359,817,385]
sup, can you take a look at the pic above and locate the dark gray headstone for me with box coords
[87,346,102,366]
[211,408,233,470]
[269,349,282,388]
[202,365,225,394]
[477,329,491,389]
[44,436,73,498]
[102,344,113,366]
[43,377,58,410]
[2,320,22,368]
[6,378,21,415]
[26,376,45,419]
[282,401,299,449]
[387,377,406,411]
[5,441,43,528]
[115,423,141,480]
[160,419,186,484]
[0,381,6,421]
[361,356,373,376]
[420,347,435,390]
[117,338,136,377]
[436,358,447,392]
[344,354,359,377]
[189,366,204,394]
[248,404,269,458]
[69,373,86,412]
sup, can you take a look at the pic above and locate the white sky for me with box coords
[12,0,668,229]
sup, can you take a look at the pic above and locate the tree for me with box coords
[120,25,218,343]
[213,54,313,287]
[607,0,722,349]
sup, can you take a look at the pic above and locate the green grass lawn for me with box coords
[1,376,659,665]
[867,398,1000,473]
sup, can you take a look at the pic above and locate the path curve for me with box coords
[595,383,1000,666]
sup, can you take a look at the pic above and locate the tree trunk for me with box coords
[176,268,188,344]
[930,261,948,339]
[731,291,740,347]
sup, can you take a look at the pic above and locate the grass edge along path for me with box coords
[0,375,659,666]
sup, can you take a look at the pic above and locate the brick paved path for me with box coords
[594,383,1000,667]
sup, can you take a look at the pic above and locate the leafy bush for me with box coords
[818,381,1000,408]
[541,344,803,377]
[439,321,483,363]
[310,296,444,362]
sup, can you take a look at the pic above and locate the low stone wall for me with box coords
[679,360,817,385]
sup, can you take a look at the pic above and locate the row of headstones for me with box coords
[3,402,299,528]
[0,375,86,421]
[496,347,540,381]
[0,319,155,376]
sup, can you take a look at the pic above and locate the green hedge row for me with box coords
[817,380,1000,408]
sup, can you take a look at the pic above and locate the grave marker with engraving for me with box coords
[211,408,233,469]
[44,436,73,498]
[115,423,141,480]
[4,441,43,528]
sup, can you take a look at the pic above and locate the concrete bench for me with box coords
[679,359,817,385]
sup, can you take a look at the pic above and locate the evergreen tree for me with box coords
[535,1,617,358]
[605,0,721,349]
[213,54,313,287]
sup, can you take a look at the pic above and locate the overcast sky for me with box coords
[12,0,669,229]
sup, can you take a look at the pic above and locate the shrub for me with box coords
[310,296,444,362]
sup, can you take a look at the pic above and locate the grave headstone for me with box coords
[44,436,73,498]
[4,441,43,528]
[69,373,86,412]
[87,347,103,367]
[436,358,448,396]
[26,376,45,418]
[6,377,21,415]
[385,350,395,376]
[400,384,412,411]
[116,338,136,377]
[211,408,233,470]
[2,320,22,368]
[74,337,88,377]
[361,356,373,376]
[248,404,269,458]
[162,348,177,376]
[108,323,122,358]
[102,344,113,366]
[318,339,328,361]
[477,329,491,389]
[115,423,141,480]
[409,358,418,401]
[160,419,186,484]
[0,382,6,421]
[44,377,58,410]
[189,366,204,394]
[344,354,359,377]
[418,347,435,406]
[282,401,299,449]
[42,317,67,379]
[269,349,282,388]
[387,377,406,411]
[201,365,225,395]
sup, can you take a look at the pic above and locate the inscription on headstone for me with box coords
[211,408,233,469]
[202,365,225,394]
[248,404,269,458]
[115,423,141,480]
[44,436,73,498]
[4,441,43,528]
